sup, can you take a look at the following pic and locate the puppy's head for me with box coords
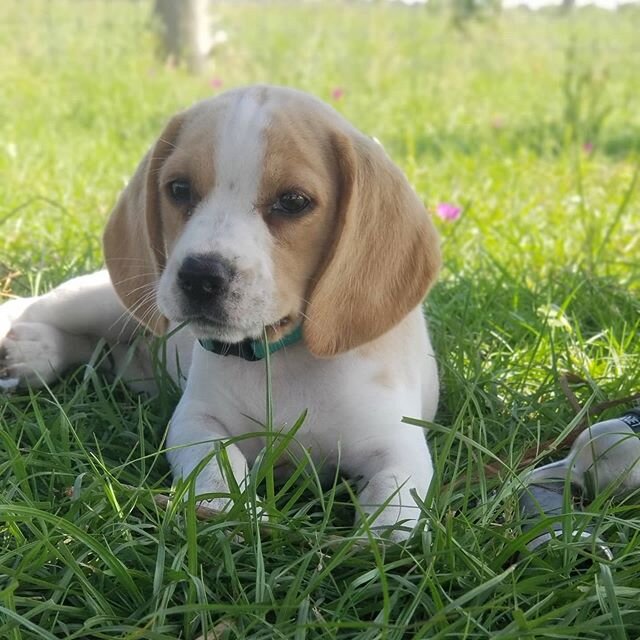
[103,86,440,356]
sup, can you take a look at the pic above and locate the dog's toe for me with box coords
[0,322,68,388]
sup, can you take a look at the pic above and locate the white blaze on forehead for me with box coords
[214,90,271,194]
[156,89,281,334]
[191,89,273,271]
[169,90,273,263]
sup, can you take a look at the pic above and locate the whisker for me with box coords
[156,137,178,150]
[290,295,318,328]
[111,284,159,338]
[124,297,161,339]
[120,280,161,298]
[111,272,159,288]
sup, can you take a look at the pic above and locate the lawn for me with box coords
[1,0,639,638]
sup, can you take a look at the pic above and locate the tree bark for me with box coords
[154,0,210,74]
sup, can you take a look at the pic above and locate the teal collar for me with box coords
[198,325,303,361]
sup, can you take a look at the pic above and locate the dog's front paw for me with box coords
[356,468,426,542]
[0,322,70,389]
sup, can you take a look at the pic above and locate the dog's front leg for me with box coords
[166,397,249,513]
[354,435,433,542]
[1,271,135,340]
[0,270,152,389]
[0,270,171,393]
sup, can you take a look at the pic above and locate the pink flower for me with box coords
[209,76,223,90]
[436,202,462,222]
[491,116,505,130]
[582,141,594,154]
[331,87,344,101]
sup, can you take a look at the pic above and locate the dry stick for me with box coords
[149,491,223,520]
[195,618,235,640]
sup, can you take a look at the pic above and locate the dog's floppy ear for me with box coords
[304,132,440,357]
[103,115,184,335]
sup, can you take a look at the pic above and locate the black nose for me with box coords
[177,254,233,302]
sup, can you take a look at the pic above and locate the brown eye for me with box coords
[271,191,312,216]
[168,179,192,204]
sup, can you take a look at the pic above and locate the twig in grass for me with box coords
[195,617,235,640]
[149,490,224,520]
[0,267,22,297]
[558,372,585,416]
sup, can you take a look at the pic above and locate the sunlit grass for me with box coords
[1,1,639,638]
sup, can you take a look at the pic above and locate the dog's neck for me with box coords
[198,325,303,361]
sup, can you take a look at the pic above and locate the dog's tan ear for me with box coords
[103,115,183,335]
[304,132,440,357]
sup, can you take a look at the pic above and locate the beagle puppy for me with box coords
[0,86,440,539]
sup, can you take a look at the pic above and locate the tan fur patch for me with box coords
[103,100,225,332]
[103,114,187,334]
[257,97,346,342]
[302,126,441,357]
[373,368,395,389]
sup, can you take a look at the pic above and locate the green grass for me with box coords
[1,0,640,637]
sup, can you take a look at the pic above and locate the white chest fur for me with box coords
[164,307,438,538]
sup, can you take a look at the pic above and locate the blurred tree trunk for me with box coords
[154,0,210,74]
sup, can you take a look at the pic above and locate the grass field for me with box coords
[1,0,640,638]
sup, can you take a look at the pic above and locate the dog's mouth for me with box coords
[186,313,296,344]
[264,315,295,342]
